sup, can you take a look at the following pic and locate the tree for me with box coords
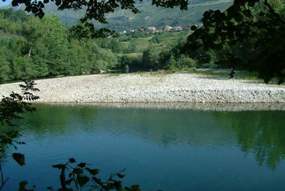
[10,0,188,20]
[8,1,273,26]
[0,9,125,82]
[142,47,160,70]
[180,0,285,83]
[12,56,35,80]
[0,49,11,82]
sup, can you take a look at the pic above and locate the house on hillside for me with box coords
[174,26,183,31]
[147,26,157,33]
[164,25,173,32]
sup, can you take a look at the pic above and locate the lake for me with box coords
[2,104,285,191]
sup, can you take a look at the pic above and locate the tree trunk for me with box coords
[28,47,32,57]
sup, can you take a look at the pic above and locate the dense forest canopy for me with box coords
[178,0,285,83]
[0,8,192,82]
[0,9,120,82]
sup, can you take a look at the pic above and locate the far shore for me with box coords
[0,73,284,104]
[36,102,285,111]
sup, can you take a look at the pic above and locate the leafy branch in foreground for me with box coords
[19,158,141,191]
[5,0,189,38]
[0,80,39,189]
[8,0,188,22]
[0,80,39,126]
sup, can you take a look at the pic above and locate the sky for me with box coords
[0,0,11,7]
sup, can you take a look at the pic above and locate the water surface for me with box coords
[2,105,285,191]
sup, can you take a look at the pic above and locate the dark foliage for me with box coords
[181,0,285,82]
[4,0,189,39]
[9,0,188,22]
[0,80,39,189]
[0,80,39,125]
[69,22,117,39]
[18,158,141,191]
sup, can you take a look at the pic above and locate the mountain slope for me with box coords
[46,0,233,30]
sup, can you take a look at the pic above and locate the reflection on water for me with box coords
[2,105,285,191]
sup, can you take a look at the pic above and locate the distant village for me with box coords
[118,24,201,34]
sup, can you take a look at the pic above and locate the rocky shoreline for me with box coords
[0,73,284,103]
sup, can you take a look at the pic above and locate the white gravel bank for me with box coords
[0,73,284,103]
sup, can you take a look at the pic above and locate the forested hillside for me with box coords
[0,0,235,84]
[0,9,189,83]
[0,10,119,82]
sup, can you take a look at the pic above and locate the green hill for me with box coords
[45,0,233,30]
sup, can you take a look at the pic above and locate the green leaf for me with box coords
[73,167,83,174]
[77,175,89,187]
[86,168,99,175]
[78,162,86,168]
[65,178,73,185]
[52,164,65,169]
[18,181,28,191]
[126,185,141,191]
[18,181,35,191]
[12,153,25,166]
[117,172,125,178]
[69,158,76,163]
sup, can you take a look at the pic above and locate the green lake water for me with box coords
[2,105,285,191]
